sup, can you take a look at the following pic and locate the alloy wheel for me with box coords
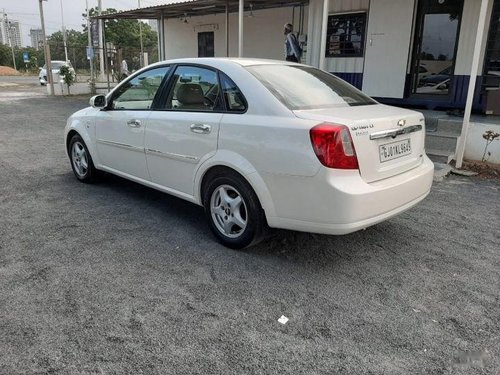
[71,141,89,178]
[210,184,248,238]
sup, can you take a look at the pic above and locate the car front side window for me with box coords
[164,66,221,112]
[111,66,170,110]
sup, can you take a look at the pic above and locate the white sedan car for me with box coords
[39,60,75,86]
[65,58,434,249]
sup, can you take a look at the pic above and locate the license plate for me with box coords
[379,139,412,162]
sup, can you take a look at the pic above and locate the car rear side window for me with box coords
[220,73,247,113]
[111,66,170,110]
[246,65,376,110]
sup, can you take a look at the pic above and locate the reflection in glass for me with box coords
[411,0,463,96]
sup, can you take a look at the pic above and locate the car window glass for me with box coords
[246,65,376,110]
[112,66,170,110]
[220,73,247,112]
[165,66,220,112]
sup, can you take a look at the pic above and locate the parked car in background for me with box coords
[64,58,434,249]
[416,64,432,86]
[419,66,452,87]
[39,61,75,86]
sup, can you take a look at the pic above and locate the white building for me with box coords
[0,17,22,47]
[9,20,21,48]
[30,28,44,50]
[0,16,7,45]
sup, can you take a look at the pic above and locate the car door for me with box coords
[95,66,170,180]
[145,65,224,196]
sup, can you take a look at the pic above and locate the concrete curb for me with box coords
[433,162,452,182]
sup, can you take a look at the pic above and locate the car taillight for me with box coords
[309,123,359,169]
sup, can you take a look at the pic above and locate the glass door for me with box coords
[410,0,464,96]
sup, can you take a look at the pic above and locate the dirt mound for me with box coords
[0,66,20,76]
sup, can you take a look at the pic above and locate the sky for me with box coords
[0,0,182,46]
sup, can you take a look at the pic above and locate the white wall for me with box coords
[306,0,323,68]
[163,7,308,60]
[306,0,369,71]
[465,123,500,164]
[326,0,369,73]
[455,0,495,75]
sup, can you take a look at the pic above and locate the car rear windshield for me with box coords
[246,65,376,110]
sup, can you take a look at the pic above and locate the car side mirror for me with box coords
[89,95,107,109]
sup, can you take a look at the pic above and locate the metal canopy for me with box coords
[94,0,308,20]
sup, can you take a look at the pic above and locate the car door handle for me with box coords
[127,119,141,128]
[190,124,211,134]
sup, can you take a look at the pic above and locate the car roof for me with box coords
[146,57,302,70]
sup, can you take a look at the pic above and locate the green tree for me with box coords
[0,43,12,67]
[48,29,88,71]
[83,8,158,71]
[14,47,45,72]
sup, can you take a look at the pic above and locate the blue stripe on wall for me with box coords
[451,75,483,108]
[375,75,485,111]
[332,73,485,111]
[332,72,363,90]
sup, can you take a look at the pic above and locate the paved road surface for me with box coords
[0,87,498,374]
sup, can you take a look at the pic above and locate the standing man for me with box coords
[121,59,130,80]
[284,23,302,62]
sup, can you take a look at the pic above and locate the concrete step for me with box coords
[426,148,455,164]
[423,112,449,132]
[435,118,463,135]
[425,131,459,152]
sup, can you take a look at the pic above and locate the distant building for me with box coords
[0,16,6,45]
[0,16,22,47]
[30,28,44,50]
[8,20,22,47]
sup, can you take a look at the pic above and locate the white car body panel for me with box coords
[264,156,433,234]
[294,104,426,183]
[146,111,223,195]
[95,110,150,180]
[65,58,434,236]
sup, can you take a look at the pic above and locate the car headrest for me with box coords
[177,84,205,105]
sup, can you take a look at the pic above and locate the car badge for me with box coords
[398,119,406,127]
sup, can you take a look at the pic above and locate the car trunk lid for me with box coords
[294,104,426,183]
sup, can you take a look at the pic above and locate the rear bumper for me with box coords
[265,155,434,235]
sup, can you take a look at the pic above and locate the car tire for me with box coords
[203,172,267,249]
[69,134,97,183]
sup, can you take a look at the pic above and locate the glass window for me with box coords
[247,65,376,110]
[50,62,64,70]
[326,13,367,58]
[165,66,220,112]
[220,73,247,112]
[112,66,170,110]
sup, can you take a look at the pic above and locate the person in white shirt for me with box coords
[121,59,130,80]
[283,23,302,62]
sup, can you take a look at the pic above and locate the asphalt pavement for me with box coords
[0,81,499,374]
